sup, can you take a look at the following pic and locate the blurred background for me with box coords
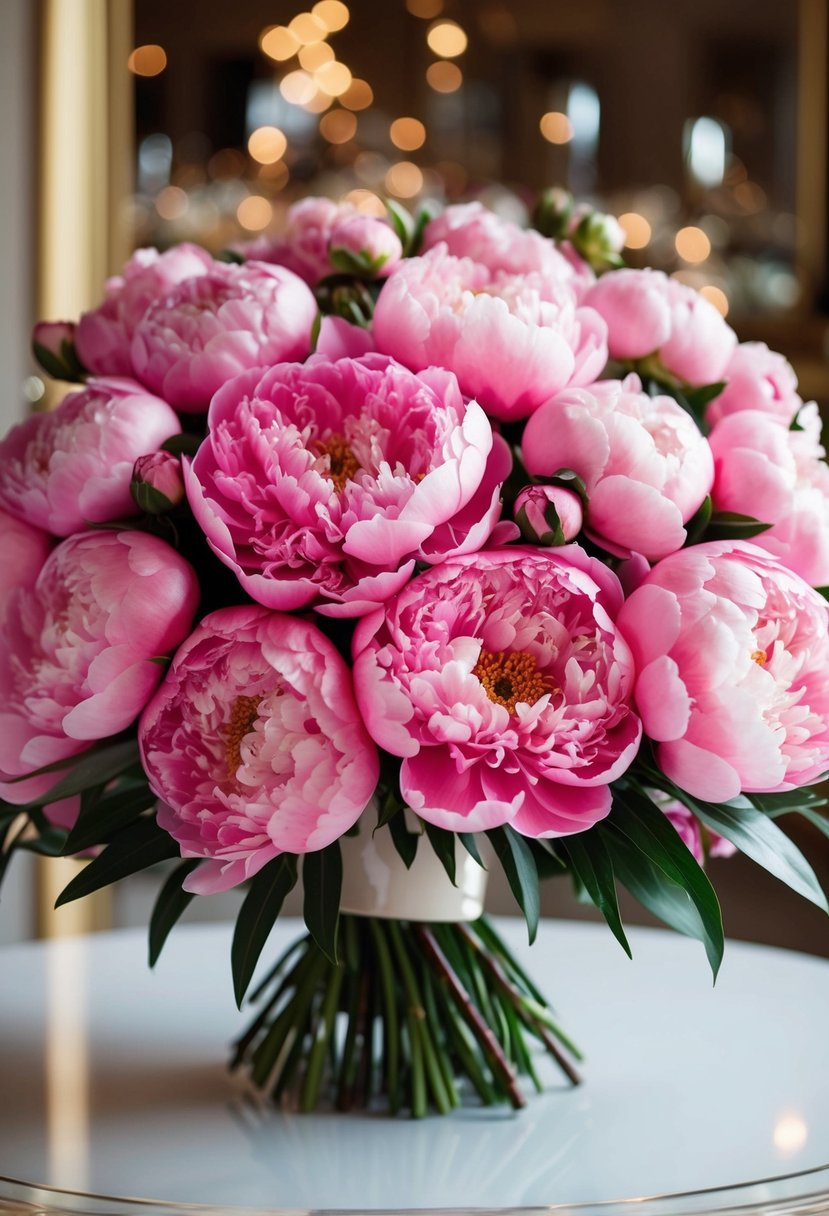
[1,0,828,956]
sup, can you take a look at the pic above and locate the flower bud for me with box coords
[131,451,185,514]
[329,216,403,277]
[569,206,626,272]
[514,483,584,546]
[532,187,574,240]
[31,320,86,382]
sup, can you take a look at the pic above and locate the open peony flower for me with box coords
[523,374,714,560]
[709,404,829,586]
[185,354,508,617]
[0,378,181,536]
[584,268,736,386]
[130,261,317,413]
[423,201,582,284]
[237,196,357,285]
[352,547,641,836]
[76,244,214,376]
[0,530,199,805]
[617,541,829,802]
[373,245,607,421]
[140,605,379,894]
[0,508,51,618]
[706,341,803,428]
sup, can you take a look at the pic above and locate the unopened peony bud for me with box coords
[31,320,86,382]
[329,215,403,277]
[569,207,625,272]
[514,483,584,546]
[532,187,574,240]
[132,451,185,513]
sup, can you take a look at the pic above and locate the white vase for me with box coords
[338,806,488,922]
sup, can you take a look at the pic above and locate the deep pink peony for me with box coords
[0,530,199,804]
[709,405,829,586]
[0,378,181,535]
[583,268,736,386]
[140,605,379,894]
[76,244,214,376]
[130,261,317,413]
[238,196,357,285]
[523,375,714,560]
[373,245,607,421]
[132,451,186,511]
[0,509,51,619]
[617,542,829,802]
[423,201,583,284]
[706,341,803,428]
[185,355,508,616]
[352,547,641,836]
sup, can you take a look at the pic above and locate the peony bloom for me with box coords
[0,378,181,536]
[514,483,584,545]
[76,244,214,377]
[186,355,508,617]
[583,268,736,386]
[709,404,829,586]
[352,547,641,836]
[130,261,318,413]
[0,530,199,805]
[0,509,51,619]
[329,214,403,275]
[617,541,829,802]
[523,375,714,560]
[140,605,379,894]
[237,196,357,285]
[373,245,607,421]
[423,201,580,283]
[706,341,803,428]
[132,450,186,512]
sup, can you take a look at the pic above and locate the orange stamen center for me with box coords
[473,649,551,714]
[315,432,361,492]
[752,649,768,665]
[224,694,263,776]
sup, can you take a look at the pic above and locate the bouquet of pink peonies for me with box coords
[3,187,829,1117]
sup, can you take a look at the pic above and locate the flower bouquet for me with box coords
[2,188,828,1118]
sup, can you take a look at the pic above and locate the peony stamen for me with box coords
[224,693,264,776]
[752,649,768,665]
[473,649,551,714]
[315,432,361,493]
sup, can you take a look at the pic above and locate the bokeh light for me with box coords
[314,60,353,97]
[237,195,273,231]
[407,0,443,15]
[675,225,712,262]
[155,185,188,219]
[426,20,468,57]
[280,70,318,105]
[259,26,299,62]
[247,126,288,164]
[618,212,652,249]
[312,1,350,31]
[539,112,573,144]
[426,61,463,92]
[289,12,328,44]
[128,44,167,76]
[390,117,427,151]
[340,78,374,110]
[700,284,729,315]
[320,109,358,143]
[343,189,387,216]
[299,42,335,71]
[385,161,424,198]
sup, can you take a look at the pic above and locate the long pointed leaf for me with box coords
[19,740,141,809]
[423,821,457,886]
[561,832,631,957]
[303,841,342,963]
[149,860,200,967]
[55,816,179,907]
[486,826,540,944]
[64,783,157,854]
[388,810,418,868]
[231,855,298,1007]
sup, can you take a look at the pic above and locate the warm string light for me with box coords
[540,111,573,144]
[426,61,462,92]
[127,44,167,76]
[426,19,468,57]
[618,212,651,249]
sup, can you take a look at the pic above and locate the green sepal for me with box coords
[385,199,415,247]
[54,816,180,908]
[704,511,772,542]
[303,840,343,964]
[148,860,200,966]
[683,494,712,547]
[329,246,390,277]
[131,480,175,515]
[231,854,299,1007]
[32,338,87,383]
[216,248,245,264]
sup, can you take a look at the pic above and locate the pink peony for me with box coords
[238,196,357,285]
[132,451,186,512]
[655,794,737,864]
[584,268,736,386]
[329,214,403,275]
[76,244,214,376]
[706,341,803,428]
[352,547,641,836]
[523,375,714,560]
[130,261,317,413]
[617,542,829,802]
[140,605,379,894]
[0,378,181,535]
[0,530,199,804]
[423,201,580,283]
[514,483,584,545]
[0,509,51,618]
[373,245,607,421]
[186,355,508,617]
[709,405,829,586]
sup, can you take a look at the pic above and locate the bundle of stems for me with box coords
[231,915,582,1117]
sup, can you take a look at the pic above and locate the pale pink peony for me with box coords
[706,341,803,428]
[329,214,403,275]
[76,244,214,376]
[238,196,357,285]
[186,355,508,617]
[0,509,51,619]
[423,201,581,283]
[0,378,181,535]
[617,541,829,802]
[130,261,317,413]
[0,530,199,805]
[373,245,607,421]
[584,268,736,386]
[655,794,737,864]
[523,375,714,560]
[352,547,641,836]
[140,605,379,894]
[315,315,375,360]
[514,483,584,545]
[709,404,829,586]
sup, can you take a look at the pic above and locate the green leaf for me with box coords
[374,791,402,832]
[149,860,200,967]
[302,841,342,964]
[705,511,772,542]
[749,787,828,815]
[815,586,829,602]
[486,826,540,943]
[780,806,829,842]
[231,854,298,1007]
[17,739,141,809]
[561,832,631,957]
[63,782,156,855]
[16,827,68,857]
[684,381,727,413]
[423,821,457,885]
[387,809,419,868]
[161,432,203,458]
[385,198,414,246]
[610,785,724,977]
[55,816,179,907]
[683,494,712,547]
[458,832,486,868]
[690,796,829,913]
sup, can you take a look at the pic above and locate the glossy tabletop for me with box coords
[0,919,828,1214]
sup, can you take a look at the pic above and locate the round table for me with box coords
[0,920,827,1215]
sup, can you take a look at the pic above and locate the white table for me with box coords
[0,920,828,1214]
